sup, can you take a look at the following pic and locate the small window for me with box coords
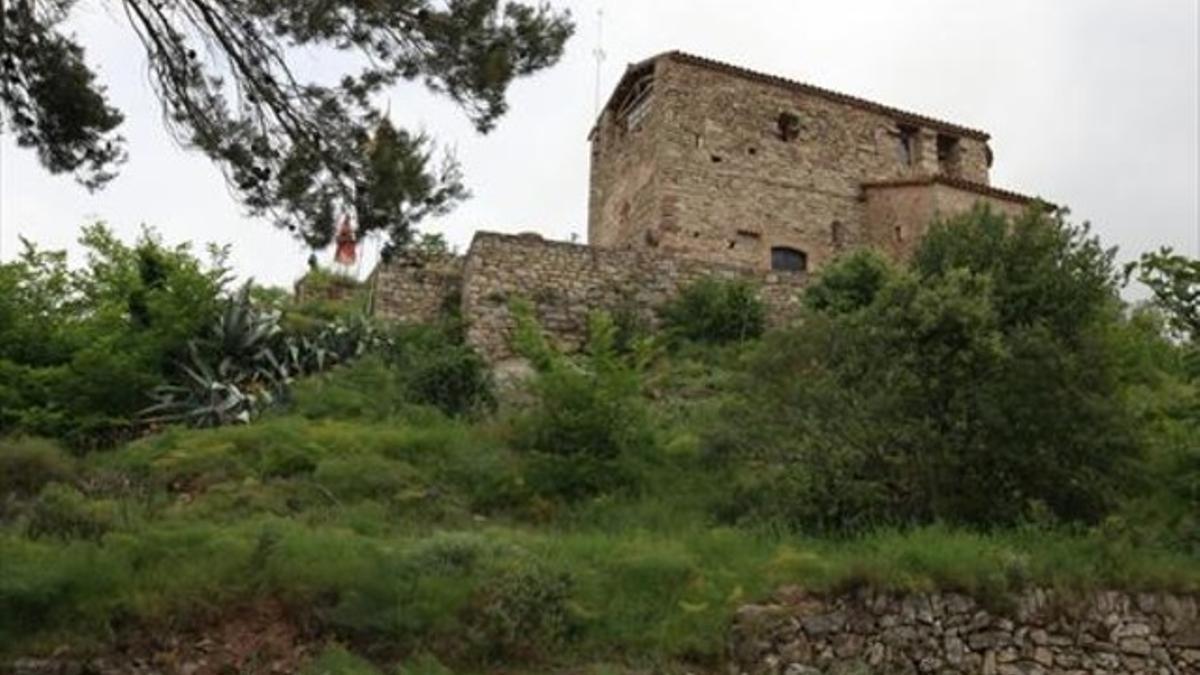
[895,124,919,166]
[777,112,801,141]
[771,246,807,272]
[937,134,962,176]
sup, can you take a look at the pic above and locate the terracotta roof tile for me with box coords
[860,175,1047,206]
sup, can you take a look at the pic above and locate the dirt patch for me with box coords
[7,600,319,675]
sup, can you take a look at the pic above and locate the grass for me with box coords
[1,356,1197,672]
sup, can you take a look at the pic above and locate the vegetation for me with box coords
[1,207,1198,673]
[0,0,574,253]
[715,207,1146,531]
[0,225,229,446]
[661,277,766,344]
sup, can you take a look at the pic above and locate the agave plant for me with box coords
[143,282,386,428]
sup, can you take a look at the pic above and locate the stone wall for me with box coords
[460,231,808,362]
[731,588,1200,675]
[862,178,1030,259]
[588,52,998,273]
[369,253,463,325]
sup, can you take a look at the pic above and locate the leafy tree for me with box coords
[716,205,1145,531]
[0,224,230,444]
[1130,248,1200,347]
[0,0,573,254]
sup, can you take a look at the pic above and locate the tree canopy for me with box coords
[0,0,573,254]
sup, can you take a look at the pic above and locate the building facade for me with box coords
[371,51,1043,361]
[588,51,1035,270]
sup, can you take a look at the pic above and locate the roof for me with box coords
[593,51,991,141]
[861,175,1044,205]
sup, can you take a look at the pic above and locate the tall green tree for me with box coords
[717,205,1145,531]
[1131,248,1200,345]
[0,0,573,254]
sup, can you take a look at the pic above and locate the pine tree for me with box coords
[0,0,573,250]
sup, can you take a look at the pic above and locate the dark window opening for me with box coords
[895,123,919,166]
[771,247,807,272]
[710,154,723,163]
[937,133,962,177]
[747,147,758,156]
[777,112,802,141]
[894,226,904,243]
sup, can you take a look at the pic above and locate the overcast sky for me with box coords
[2,0,1197,289]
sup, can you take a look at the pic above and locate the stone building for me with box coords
[588,51,1036,271]
[370,51,1043,360]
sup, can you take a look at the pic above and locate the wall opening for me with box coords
[831,221,845,250]
[615,73,654,132]
[937,133,962,177]
[895,123,919,166]
[771,246,807,272]
[777,112,801,141]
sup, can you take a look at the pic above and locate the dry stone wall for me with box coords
[731,588,1200,675]
[460,231,807,362]
[369,253,463,325]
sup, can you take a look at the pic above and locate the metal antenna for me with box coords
[592,7,607,117]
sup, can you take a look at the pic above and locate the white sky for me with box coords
[1,0,1197,290]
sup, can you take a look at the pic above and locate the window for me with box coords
[937,133,962,176]
[616,73,654,131]
[771,246,807,272]
[895,123,919,166]
[777,111,801,141]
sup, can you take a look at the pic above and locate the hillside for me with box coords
[2,208,1199,674]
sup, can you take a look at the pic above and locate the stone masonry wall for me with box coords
[370,253,464,325]
[731,588,1200,675]
[863,181,1029,260]
[460,231,808,362]
[589,53,994,273]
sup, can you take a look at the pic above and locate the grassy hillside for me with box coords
[3,351,1197,673]
[2,208,1198,673]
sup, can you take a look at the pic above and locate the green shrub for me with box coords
[513,311,656,500]
[467,554,574,662]
[0,437,75,498]
[385,322,495,417]
[289,356,410,421]
[803,249,897,314]
[661,277,765,344]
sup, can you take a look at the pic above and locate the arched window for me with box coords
[771,246,807,272]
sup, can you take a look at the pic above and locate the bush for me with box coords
[0,438,75,498]
[385,322,495,417]
[661,277,765,344]
[712,206,1147,531]
[512,309,656,500]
